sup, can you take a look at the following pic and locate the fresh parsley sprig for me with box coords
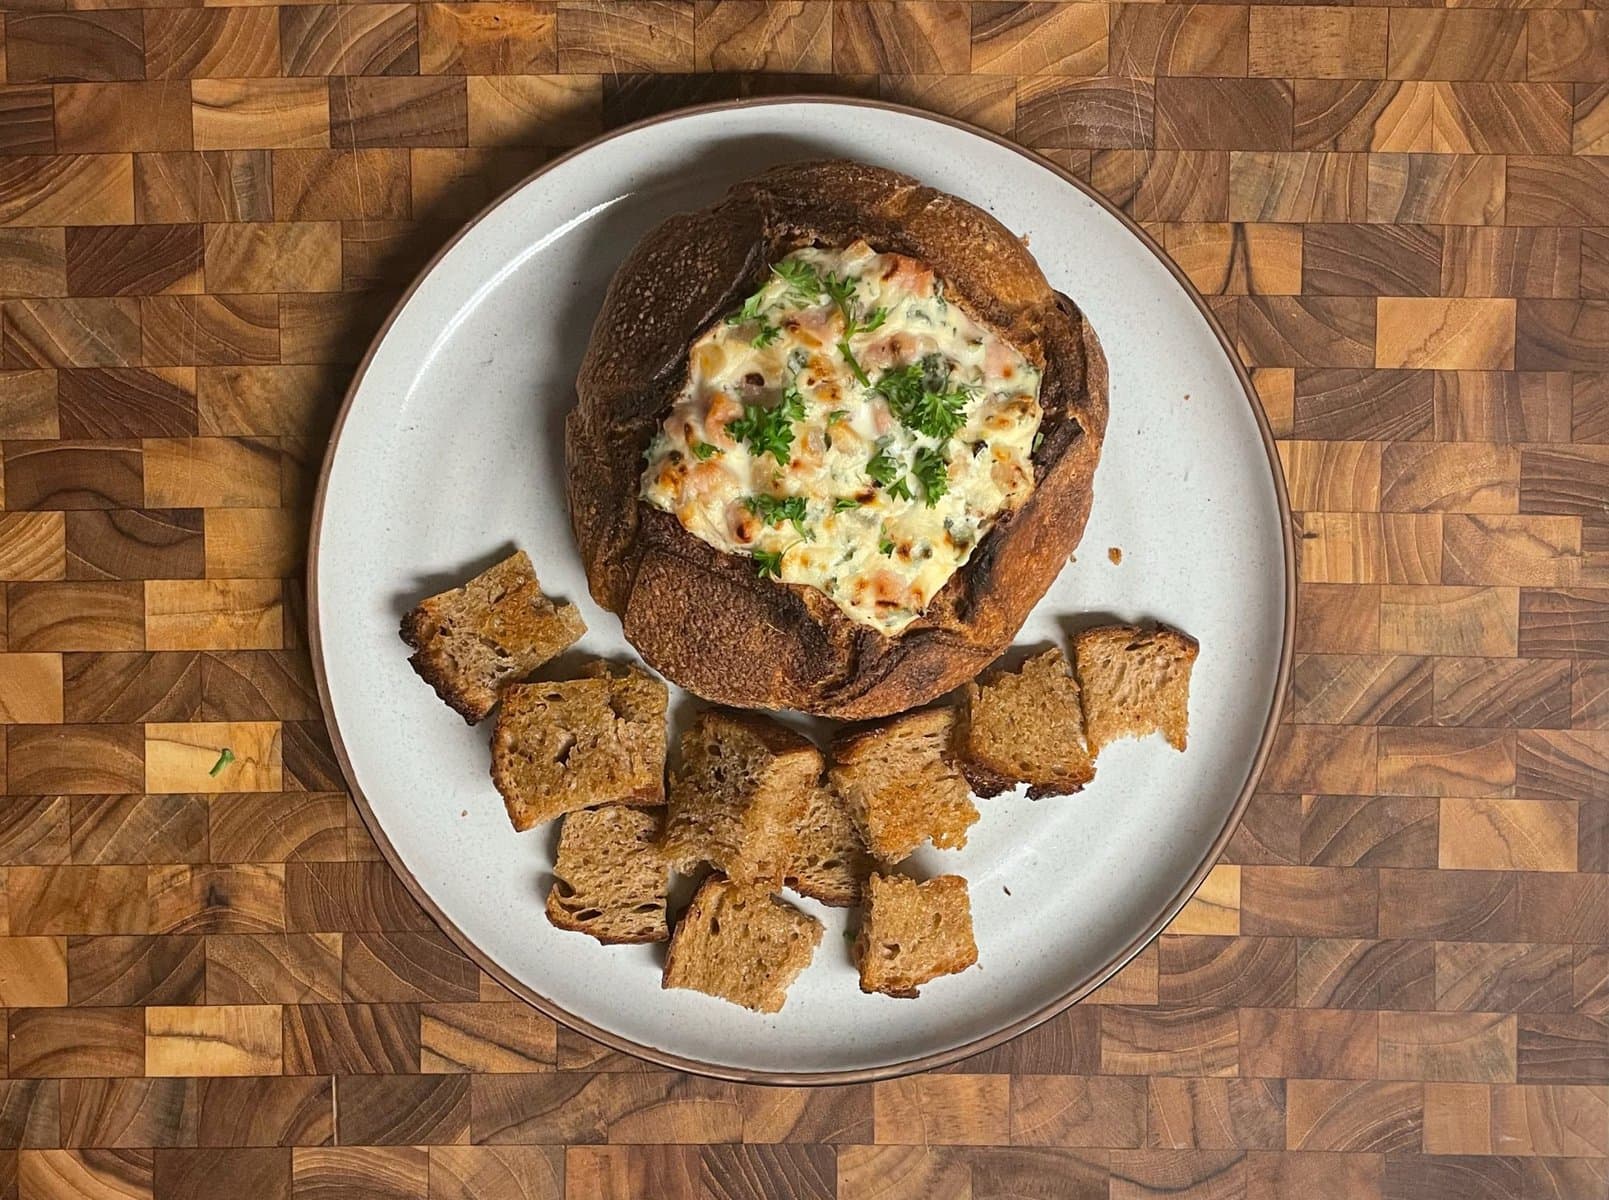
[752,548,784,579]
[727,380,805,465]
[771,259,823,302]
[746,493,809,537]
[690,440,721,461]
[912,445,949,506]
[724,292,764,326]
[752,321,781,348]
[872,359,968,441]
[865,443,901,487]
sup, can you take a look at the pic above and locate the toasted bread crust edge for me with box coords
[544,889,668,945]
[399,610,490,725]
[566,159,1109,719]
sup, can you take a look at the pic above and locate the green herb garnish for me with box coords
[912,446,949,506]
[826,409,849,424]
[752,548,784,579]
[746,493,809,537]
[209,748,235,777]
[887,476,914,502]
[879,533,895,556]
[725,291,764,326]
[752,322,781,348]
[872,357,970,441]
[838,338,870,386]
[832,497,860,513]
[865,444,901,487]
[771,259,822,301]
[690,440,720,461]
[823,271,858,320]
[1032,430,1044,452]
[727,384,804,466]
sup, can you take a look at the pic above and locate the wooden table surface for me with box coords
[1,2,1607,1197]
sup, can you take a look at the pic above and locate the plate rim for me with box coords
[306,94,1297,1085]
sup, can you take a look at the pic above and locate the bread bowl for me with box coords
[566,159,1108,718]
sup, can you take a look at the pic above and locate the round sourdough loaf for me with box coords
[565,160,1108,718]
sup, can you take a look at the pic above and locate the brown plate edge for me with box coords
[305,95,1298,1086]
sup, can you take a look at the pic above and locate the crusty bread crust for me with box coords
[566,159,1109,718]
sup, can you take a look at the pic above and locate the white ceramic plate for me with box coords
[310,98,1293,1082]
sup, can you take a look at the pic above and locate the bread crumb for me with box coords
[1108,547,1122,564]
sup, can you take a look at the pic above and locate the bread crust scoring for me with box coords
[566,159,1109,718]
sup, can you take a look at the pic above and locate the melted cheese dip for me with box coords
[639,241,1043,633]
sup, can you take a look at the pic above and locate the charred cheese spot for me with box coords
[639,240,1042,633]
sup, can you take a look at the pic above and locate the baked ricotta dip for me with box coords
[639,241,1043,633]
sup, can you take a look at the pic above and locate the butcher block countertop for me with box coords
[0,2,1606,1197]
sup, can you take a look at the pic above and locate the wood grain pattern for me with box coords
[0,6,1603,1197]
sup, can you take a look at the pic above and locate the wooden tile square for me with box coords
[144,721,282,793]
[146,1005,283,1077]
[420,3,558,76]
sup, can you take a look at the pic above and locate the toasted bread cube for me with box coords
[490,665,667,831]
[401,550,586,723]
[855,873,977,998]
[785,783,875,907]
[662,876,823,1013]
[662,709,821,888]
[546,805,670,944]
[1074,624,1198,755]
[960,647,1095,798]
[829,708,977,863]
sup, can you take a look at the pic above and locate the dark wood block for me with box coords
[291,1146,426,1200]
[282,1003,419,1074]
[343,929,479,1003]
[1156,936,1298,1008]
[144,9,281,81]
[1517,1015,1609,1083]
[330,77,468,149]
[1295,368,1433,441]
[7,725,144,795]
[208,792,345,863]
[1299,795,1438,868]
[1303,223,1441,298]
[335,1075,469,1145]
[0,87,56,155]
[1,440,142,510]
[699,1145,835,1200]
[64,225,202,297]
[1242,865,1379,937]
[1099,1006,1239,1078]
[65,509,204,582]
[0,1080,59,1150]
[4,12,146,83]
[1156,78,1294,151]
[195,1077,331,1148]
[1017,77,1156,151]
[148,863,286,935]
[0,794,71,866]
[58,368,198,438]
[420,1002,557,1074]
[8,1007,145,1077]
[279,4,419,76]
[285,862,433,933]
[62,654,202,724]
[59,1079,197,1148]
[152,1148,290,1200]
[1291,655,1432,726]
[205,933,342,1005]
[67,933,204,1006]
[135,151,274,224]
